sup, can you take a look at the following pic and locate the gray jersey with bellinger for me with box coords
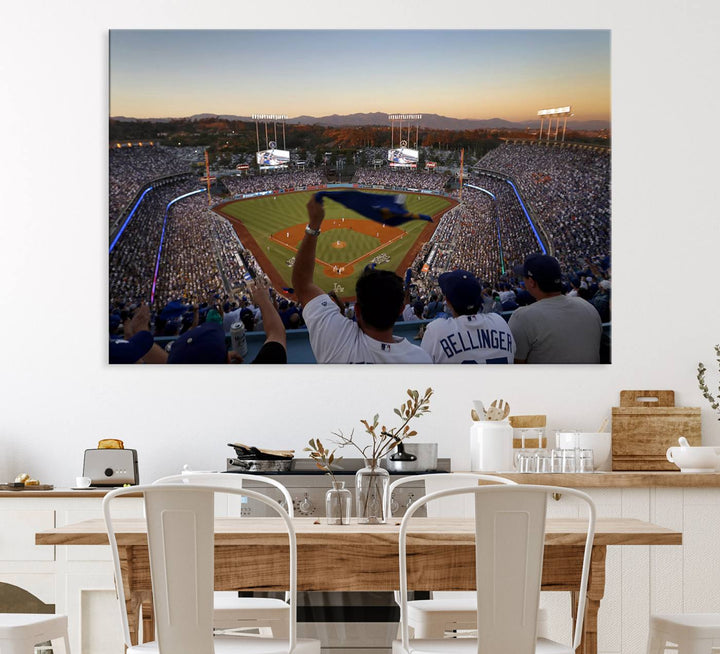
[421,312,515,364]
[508,295,602,364]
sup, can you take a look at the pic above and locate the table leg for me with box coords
[125,593,142,646]
[140,591,154,643]
[572,545,606,654]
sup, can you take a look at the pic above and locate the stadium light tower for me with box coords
[252,114,289,151]
[537,106,572,143]
[389,114,422,150]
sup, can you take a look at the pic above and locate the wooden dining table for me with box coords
[36,516,681,654]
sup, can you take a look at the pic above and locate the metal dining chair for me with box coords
[647,613,720,653]
[0,613,70,654]
[393,484,596,654]
[153,472,292,638]
[103,483,320,654]
[386,473,520,638]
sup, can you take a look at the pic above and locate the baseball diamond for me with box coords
[215,189,456,299]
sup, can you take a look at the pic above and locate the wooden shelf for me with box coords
[459,471,720,487]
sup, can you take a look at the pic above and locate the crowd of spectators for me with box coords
[109,145,205,230]
[472,142,610,276]
[353,167,451,191]
[396,142,611,326]
[108,141,611,363]
[220,170,325,196]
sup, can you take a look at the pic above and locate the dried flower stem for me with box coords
[697,345,720,420]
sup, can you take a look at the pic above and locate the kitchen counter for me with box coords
[4,471,720,496]
[0,488,139,498]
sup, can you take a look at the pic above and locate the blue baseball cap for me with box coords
[522,254,563,291]
[159,300,189,321]
[167,322,227,364]
[438,270,483,314]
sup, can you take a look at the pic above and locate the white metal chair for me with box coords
[103,483,320,654]
[386,473,520,638]
[153,472,292,638]
[392,484,596,654]
[647,613,720,653]
[0,613,70,654]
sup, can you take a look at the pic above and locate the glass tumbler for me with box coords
[518,451,536,473]
[561,449,577,473]
[578,449,595,473]
[535,450,551,473]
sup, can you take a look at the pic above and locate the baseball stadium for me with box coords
[109,29,611,364]
[109,126,611,363]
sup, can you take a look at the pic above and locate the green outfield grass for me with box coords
[217,189,453,296]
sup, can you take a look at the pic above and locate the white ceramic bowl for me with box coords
[666,446,720,472]
[555,432,612,471]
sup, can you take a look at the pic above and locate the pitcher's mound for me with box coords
[326,264,355,278]
[331,240,347,249]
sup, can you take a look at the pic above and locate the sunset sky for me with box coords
[110,30,610,122]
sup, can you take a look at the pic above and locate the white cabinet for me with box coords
[0,510,55,561]
[540,486,719,654]
[2,485,719,654]
[0,494,142,654]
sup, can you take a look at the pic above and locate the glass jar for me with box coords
[355,464,390,524]
[325,480,352,525]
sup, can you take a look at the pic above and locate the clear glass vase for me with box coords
[325,480,352,525]
[355,464,389,524]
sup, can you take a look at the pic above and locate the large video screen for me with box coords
[256,148,290,168]
[388,147,419,167]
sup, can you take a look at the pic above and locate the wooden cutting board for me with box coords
[611,390,701,470]
[0,484,54,491]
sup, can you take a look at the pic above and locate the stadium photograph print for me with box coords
[108,29,611,364]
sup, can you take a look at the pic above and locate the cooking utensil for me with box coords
[472,401,487,419]
[389,443,417,462]
[597,417,609,433]
[471,409,481,421]
[228,443,294,460]
[384,443,438,472]
[487,399,510,421]
[227,458,293,472]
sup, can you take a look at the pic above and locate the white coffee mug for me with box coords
[75,476,92,488]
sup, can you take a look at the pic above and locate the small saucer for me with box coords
[71,486,97,490]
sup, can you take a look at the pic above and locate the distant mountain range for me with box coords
[110,111,610,132]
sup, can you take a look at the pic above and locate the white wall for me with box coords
[0,0,718,486]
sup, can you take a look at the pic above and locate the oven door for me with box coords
[296,591,429,653]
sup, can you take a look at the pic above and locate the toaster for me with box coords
[82,449,139,486]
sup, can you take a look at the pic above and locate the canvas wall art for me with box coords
[109,29,610,364]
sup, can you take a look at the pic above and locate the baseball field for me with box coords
[215,189,456,299]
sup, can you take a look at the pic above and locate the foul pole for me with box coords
[459,148,464,201]
[204,151,212,206]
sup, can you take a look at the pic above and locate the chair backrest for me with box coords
[385,472,516,519]
[396,484,595,654]
[153,471,295,517]
[103,484,297,654]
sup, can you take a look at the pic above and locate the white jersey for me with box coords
[303,294,432,364]
[421,312,515,364]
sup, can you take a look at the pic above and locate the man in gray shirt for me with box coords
[508,254,602,364]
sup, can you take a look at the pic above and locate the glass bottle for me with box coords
[355,464,390,524]
[325,480,352,525]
